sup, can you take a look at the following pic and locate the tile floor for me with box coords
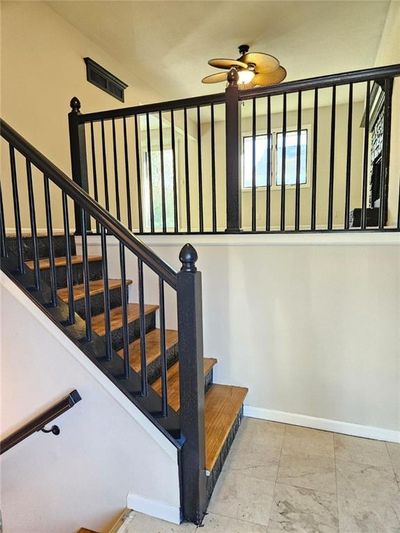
[119,418,400,532]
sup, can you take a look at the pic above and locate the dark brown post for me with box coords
[225,68,242,232]
[68,97,90,234]
[177,243,207,524]
[379,77,393,229]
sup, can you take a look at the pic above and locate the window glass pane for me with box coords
[276,130,307,186]
[143,149,175,230]
[243,135,271,188]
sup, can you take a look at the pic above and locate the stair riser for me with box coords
[147,344,179,384]
[38,260,103,289]
[74,285,128,320]
[6,236,76,260]
[109,311,156,351]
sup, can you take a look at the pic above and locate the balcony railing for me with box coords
[70,64,400,235]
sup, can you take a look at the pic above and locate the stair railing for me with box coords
[69,64,400,234]
[0,119,207,523]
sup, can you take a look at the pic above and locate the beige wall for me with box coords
[0,1,162,231]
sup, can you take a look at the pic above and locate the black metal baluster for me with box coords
[43,175,57,306]
[171,110,178,233]
[379,78,393,229]
[295,91,302,231]
[265,95,272,232]
[146,113,155,233]
[361,81,371,230]
[119,242,130,379]
[311,89,319,231]
[101,120,110,213]
[134,114,144,233]
[211,104,217,232]
[251,98,257,232]
[280,93,287,231]
[184,107,191,232]
[344,84,353,230]
[100,225,112,358]
[397,178,400,230]
[81,210,92,341]
[26,160,40,290]
[62,192,75,325]
[159,111,167,233]
[89,122,100,233]
[112,118,121,221]
[328,85,336,230]
[123,117,133,231]
[0,182,6,257]
[159,277,168,416]
[197,107,204,233]
[9,145,24,272]
[137,258,148,395]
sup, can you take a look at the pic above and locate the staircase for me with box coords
[0,120,247,525]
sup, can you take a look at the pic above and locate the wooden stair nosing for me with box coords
[91,303,159,337]
[25,255,102,270]
[117,328,179,371]
[57,278,132,302]
[152,357,218,412]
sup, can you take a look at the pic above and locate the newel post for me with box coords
[225,67,242,233]
[177,244,207,524]
[68,97,90,234]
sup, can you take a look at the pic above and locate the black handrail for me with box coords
[0,119,177,288]
[0,390,81,454]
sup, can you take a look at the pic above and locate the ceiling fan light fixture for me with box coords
[238,69,255,85]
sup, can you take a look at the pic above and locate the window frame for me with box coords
[241,125,312,191]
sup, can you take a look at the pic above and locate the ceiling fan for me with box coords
[202,44,287,89]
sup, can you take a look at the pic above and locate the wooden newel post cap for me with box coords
[179,243,198,272]
[227,67,239,87]
[70,97,81,114]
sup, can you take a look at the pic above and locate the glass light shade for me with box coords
[238,69,255,84]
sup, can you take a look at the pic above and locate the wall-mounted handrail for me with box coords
[0,119,178,288]
[0,390,81,454]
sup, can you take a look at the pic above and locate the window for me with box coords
[242,129,309,189]
[143,149,176,230]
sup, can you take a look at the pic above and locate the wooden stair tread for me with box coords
[25,255,102,270]
[91,303,158,336]
[117,328,178,371]
[57,278,132,302]
[205,384,248,473]
[152,358,217,411]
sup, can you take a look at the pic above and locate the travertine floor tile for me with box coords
[336,459,399,504]
[200,512,267,532]
[121,511,196,532]
[337,492,400,533]
[267,483,339,532]
[277,453,336,494]
[282,425,334,458]
[334,433,391,466]
[231,418,284,456]
[208,469,275,526]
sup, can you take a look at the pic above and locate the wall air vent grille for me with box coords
[84,57,128,102]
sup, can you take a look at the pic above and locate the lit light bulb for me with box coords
[238,69,255,85]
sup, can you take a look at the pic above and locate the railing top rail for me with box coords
[0,119,178,288]
[238,64,400,100]
[76,64,400,124]
[77,91,226,124]
[0,390,81,454]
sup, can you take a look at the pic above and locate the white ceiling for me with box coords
[48,1,390,102]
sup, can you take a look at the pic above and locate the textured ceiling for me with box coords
[48,1,390,102]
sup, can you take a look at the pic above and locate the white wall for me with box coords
[125,233,399,442]
[0,274,181,533]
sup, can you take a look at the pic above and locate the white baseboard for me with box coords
[243,405,400,443]
[126,493,181,525]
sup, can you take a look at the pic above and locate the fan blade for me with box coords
[202,72,228,84]
[240,52,280,74]
[208,58,248,69]
[252,66,287,86]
